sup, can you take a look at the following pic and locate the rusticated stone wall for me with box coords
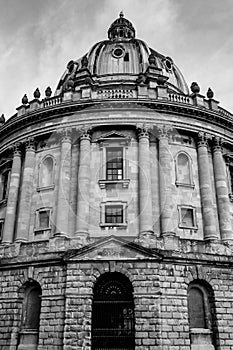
[0,247,233,350]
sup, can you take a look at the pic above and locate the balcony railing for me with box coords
[97,89,135,99]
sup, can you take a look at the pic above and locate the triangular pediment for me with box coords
[96,130,130,142]
[63,236,162,261]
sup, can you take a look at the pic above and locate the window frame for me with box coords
[98,134,130,189]
[18,282,42,348]
[34,207,52,236]
[37,155,55,191]
[100,201,127,228]
[175,151,194,188]
[106,147,123,181]
[178,205,197,230]
[0,219,4,241]
[0,167,11,203]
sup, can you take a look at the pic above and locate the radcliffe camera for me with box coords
[0,7,233,350]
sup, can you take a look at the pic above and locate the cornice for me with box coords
[0,99,233,147]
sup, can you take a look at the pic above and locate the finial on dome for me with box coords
[108,13,135,40]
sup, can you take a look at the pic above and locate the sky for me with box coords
[0,0,233,119]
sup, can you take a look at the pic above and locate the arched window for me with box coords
[188,281,218,350]
[18,282,42,349]
[39,156,54,188]
[175,152,193,187]
[92,272,135,349]
[188,286,206,328]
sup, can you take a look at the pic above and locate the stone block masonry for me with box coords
[0,242,233,349]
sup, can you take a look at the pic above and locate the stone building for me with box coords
[0,12,233,350]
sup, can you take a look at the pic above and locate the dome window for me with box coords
[112,46,124,59]
[165,57,173,71]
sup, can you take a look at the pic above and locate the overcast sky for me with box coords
[0,0,233,119]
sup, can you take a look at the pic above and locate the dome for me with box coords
[55,13,189,95]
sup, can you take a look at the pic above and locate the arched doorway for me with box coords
[92,272,135,349]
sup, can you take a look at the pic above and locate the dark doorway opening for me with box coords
[92,272,135,350]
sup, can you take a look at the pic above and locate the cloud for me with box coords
[0,0,233,118]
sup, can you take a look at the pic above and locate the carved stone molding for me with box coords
[79,126,92,141]
[58,127,73,143]
[212,136,223,152]
[156,124,173,140]
[136,123,152,140]
[197,132,210,148]
[25,137,36,151]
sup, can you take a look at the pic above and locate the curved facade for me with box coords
[0,13,233,350]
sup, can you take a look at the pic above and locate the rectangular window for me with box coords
[0,170,11,201]
[100,201,127,228]
[106,147,123,181]
[178,206,197,229]
[35,208,52,236]
[38,210,50,229]
[0,220,4,241]
[229,165,233,193]
[105,205,123,224]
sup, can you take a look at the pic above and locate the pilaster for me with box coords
[197,132,219,240]
[157,125,175,236]
[212,137,232,241]
[75,128,92,242]
[137,127,153,237]
[15,138,36,242]
[2,143,22,243]
[55,128,72,237]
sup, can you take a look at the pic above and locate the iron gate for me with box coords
[92,273,135,350]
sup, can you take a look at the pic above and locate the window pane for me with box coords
[39,211,50,228]
[40,157,53,187]
[177,153,190,184]
[181,208,194,227]
[25,288,41,330]
[105,205,123,224]
[188,287,206,328]
[106,148,123,180]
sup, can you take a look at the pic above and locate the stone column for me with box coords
[55,129,72,236]
[158,125,174,235]
[2,143,22,243]
[138,128,153,236]
[197,132,218,240]
[16,138,36,242]
[212,137,232,241]
[76,130,91,240]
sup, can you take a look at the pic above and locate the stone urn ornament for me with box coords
[148,54,156,66]
[207,87,214,99]
[190,82,200,94]
[34,88,41,99]
[22,94,28,105]
[157,75,167,86]
[45,86,52,98]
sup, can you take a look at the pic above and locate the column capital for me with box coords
[25,137,36,151]
[10,142,22,156]
[197,132,211,148]
[156,124,173,140]
[137,128,150,140]
[58,127,73,143]
[212,136,223,152]
[79,126,92,141]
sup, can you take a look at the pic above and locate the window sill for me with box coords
[175,182,195,188]
[100,223,127,229]
[37,185,55,192]
[179,225,198,230]
[99,179,130,189]
[34,228,51,236]
[0,198,7,207]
